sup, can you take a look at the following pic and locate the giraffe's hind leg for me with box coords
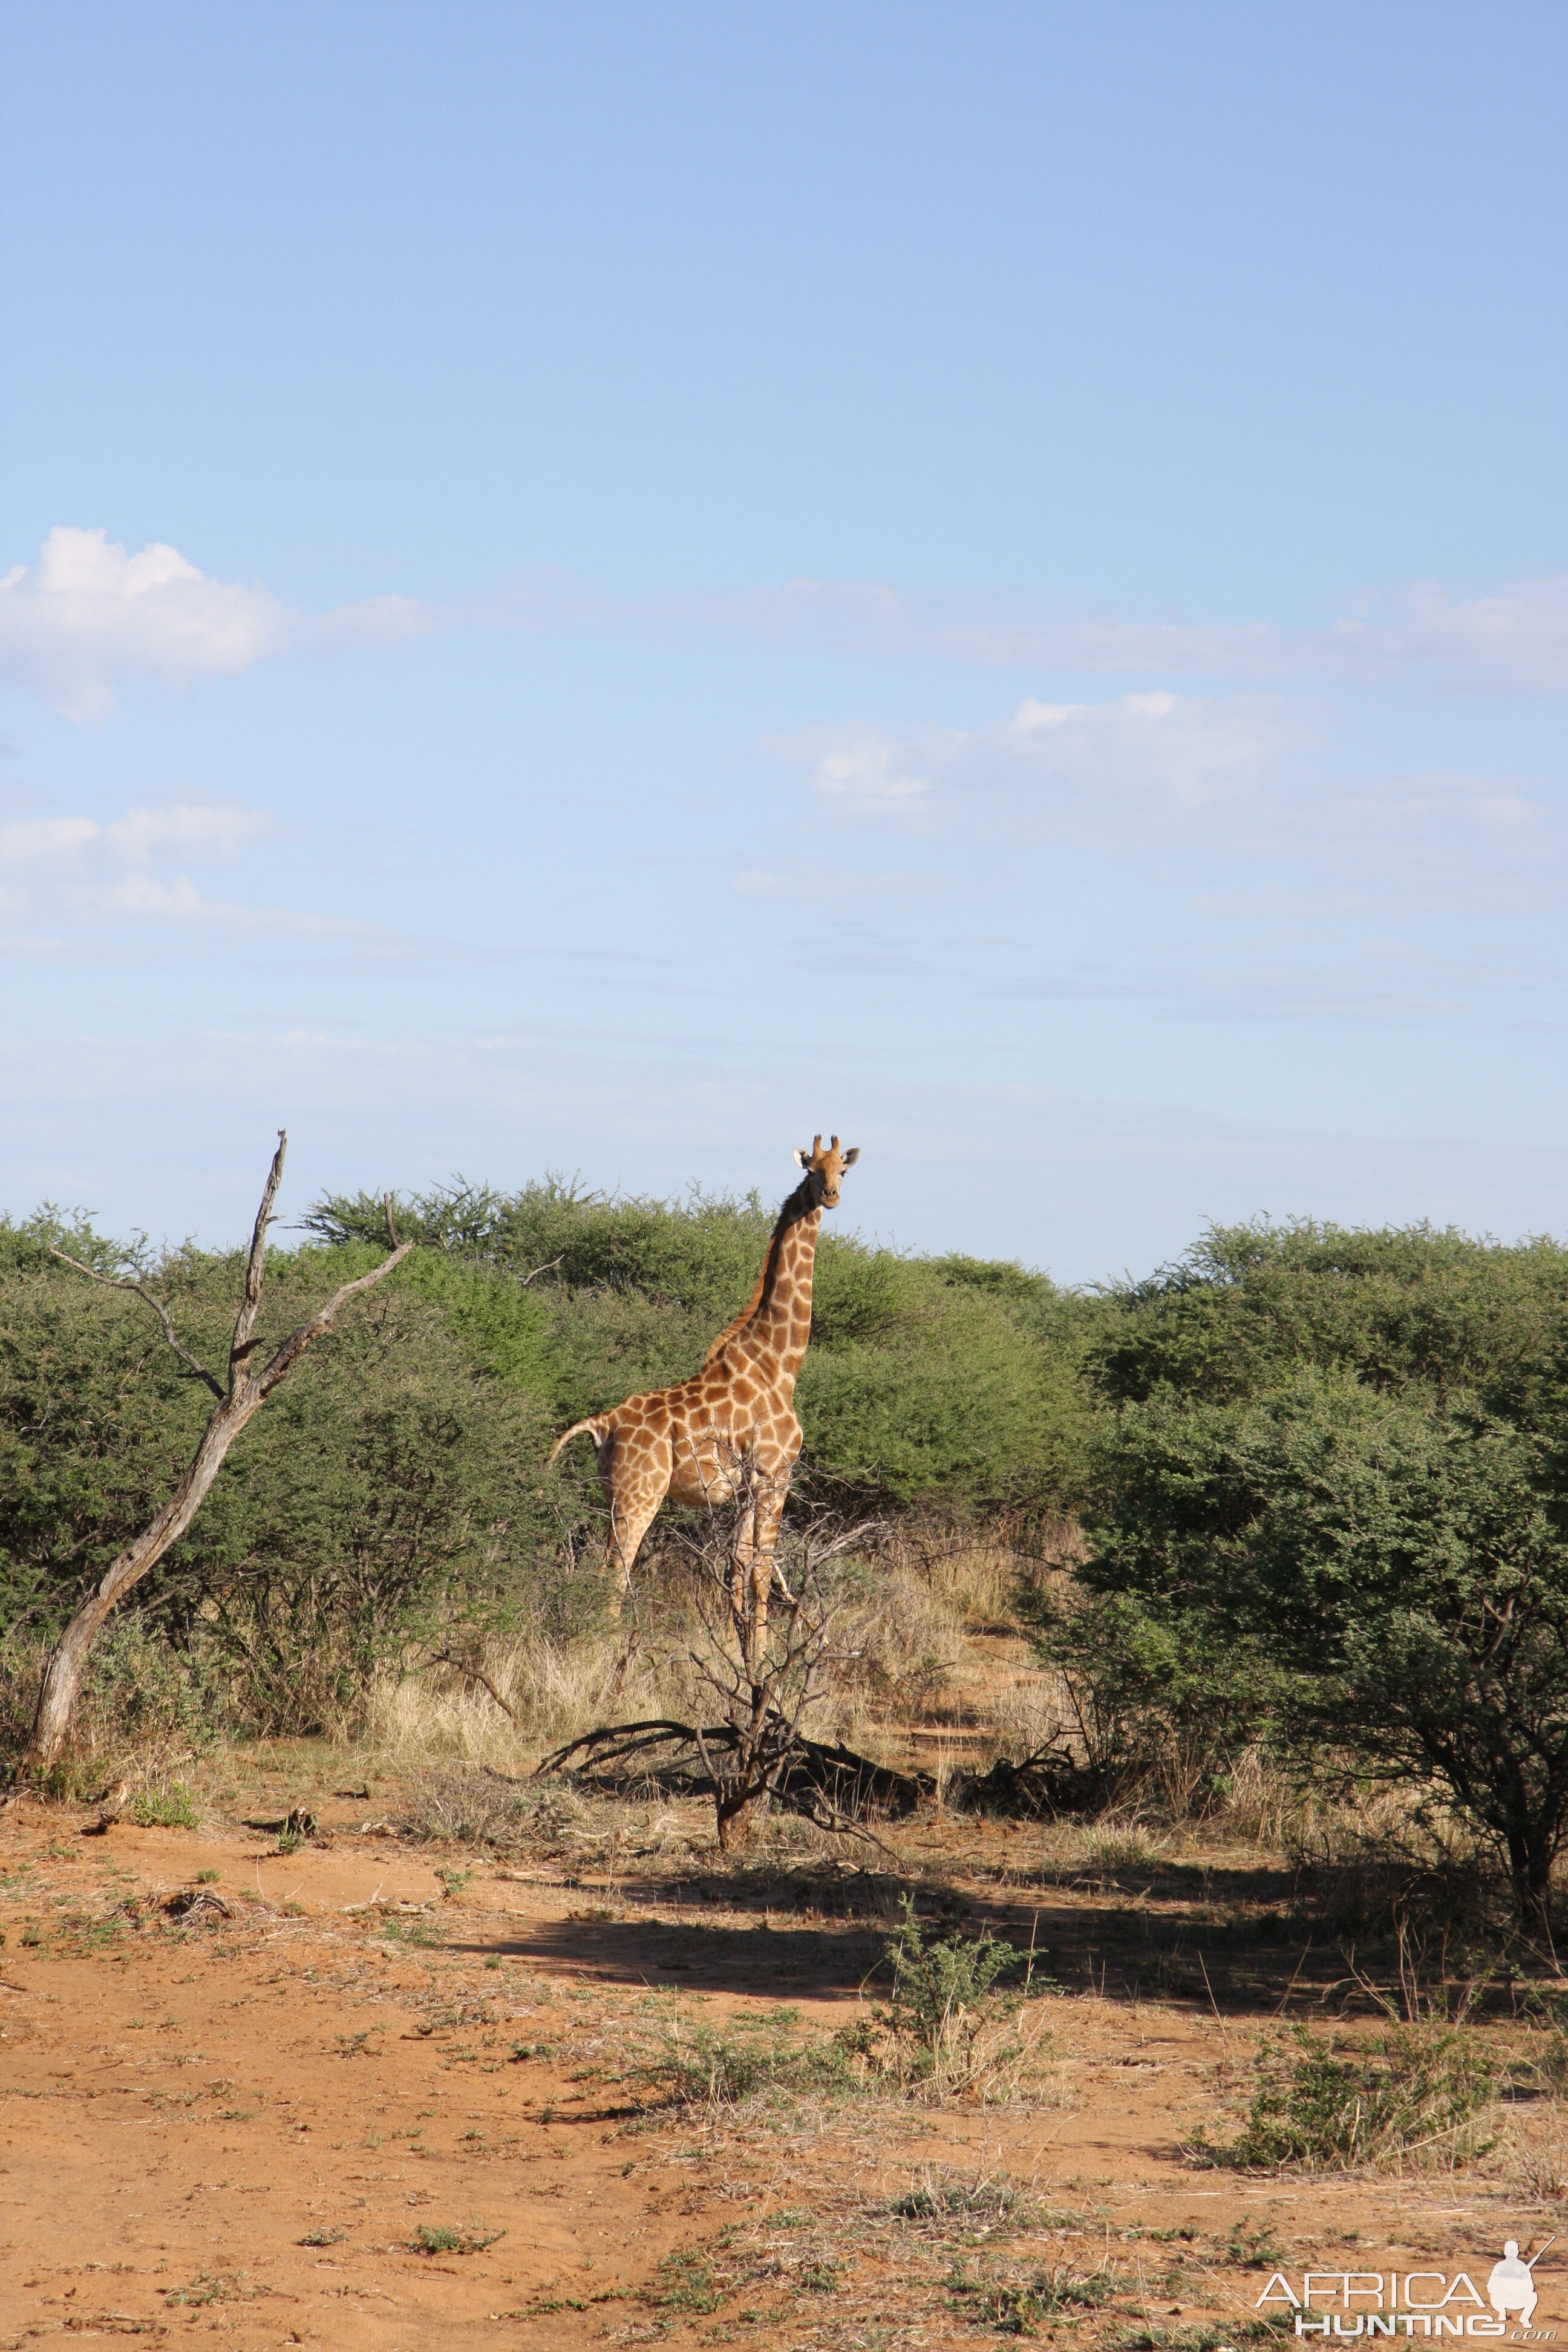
[603,1493,664,1590]
[597,1426,671,1593]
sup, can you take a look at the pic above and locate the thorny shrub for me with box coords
[1189,2021,1497,2172]
[838,1895,1046,2100]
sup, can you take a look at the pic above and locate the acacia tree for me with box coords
[676,1453,845,1846]
[1089,1371,1568,1931]
[25,1132,410,1772]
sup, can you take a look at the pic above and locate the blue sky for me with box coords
[3,4,1565,1281]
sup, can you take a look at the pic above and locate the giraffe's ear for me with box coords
[840,1146,860,1168]
[793,1148,810,1169]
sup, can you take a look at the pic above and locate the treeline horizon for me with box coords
[4,1175,1567,1924]
[26,1165,1558,1297]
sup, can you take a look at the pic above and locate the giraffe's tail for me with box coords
[547,1414,607,1468]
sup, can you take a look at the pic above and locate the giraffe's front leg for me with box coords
[730,1492,757,1659]
[748,1475,791,1668]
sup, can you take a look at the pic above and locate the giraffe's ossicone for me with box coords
[547,1134,860,1652]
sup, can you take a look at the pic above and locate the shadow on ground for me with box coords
[449,1910,886,2001]
[448,1851,1544,2019]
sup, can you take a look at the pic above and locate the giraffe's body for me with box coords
[549,1137,859,1651]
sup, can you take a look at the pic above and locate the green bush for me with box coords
[131,1780,198,1830]
[641,2013,844,2108]
[880,1893,1025,2089]
[1192,2021,1496,2171]
[1063,1222,1568,1918]
[0,1213,577,1740]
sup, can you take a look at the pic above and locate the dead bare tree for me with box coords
[558,1448,883,1847]
[687,1488,840,1848]
[25,1131,411,1774]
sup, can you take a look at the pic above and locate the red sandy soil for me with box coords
[1,1788,1560,2349]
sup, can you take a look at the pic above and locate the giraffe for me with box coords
[548,1135,860,1661]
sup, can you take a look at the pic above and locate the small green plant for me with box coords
[410,2223,505,2255]
[1226,2221,1292,2269]
[641,2015,844,2110]
[132,1782,198,1831]
[880,1894,1025,2092]
[893,2173,1029,2227]
[1082,1827,1164,1876]
[163,2271,251,2307]
[658,2250,724,2314]
[1190,2023,1496,2171]
[377,1909,444,1949]
[195,1869,220,1884]
[297,2229,344,2247]
[949,2262,1112,2333]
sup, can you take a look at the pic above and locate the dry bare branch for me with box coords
[27,1130,412,1773]
[47,1249,224,1401]
[518,1255,564,1287]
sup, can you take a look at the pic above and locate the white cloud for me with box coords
[0,799,272,876]
[0,527,437,720]
[783,690,1304,838]
[699,580,1297,681]
[6,527,1566,724]
[1328,576,1568,693]
[0,528,292,719]
[812,727,935,817]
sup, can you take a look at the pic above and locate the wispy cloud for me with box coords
[694,575,1568,691]
[1326,577,1568,694]
[777,691,1566,916]
[0,795,364,940]
[782,691,1305,839]
[439,564,1568,694]
[5,526,1567,722]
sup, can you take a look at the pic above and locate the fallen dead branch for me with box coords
[537,1719,1107,1834]
[537,1715,925,1832]
[945,1742,1108,1818]
[165,1887,232,1923]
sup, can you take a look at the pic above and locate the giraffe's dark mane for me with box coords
[702,1176,816,1365]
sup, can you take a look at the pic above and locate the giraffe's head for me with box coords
[792,1132,860,1209]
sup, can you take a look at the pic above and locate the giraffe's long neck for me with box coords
[743,1190,822,1388]
[703,1178,822,1391]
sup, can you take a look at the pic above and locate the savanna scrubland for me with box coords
[3,1183,1568,2347]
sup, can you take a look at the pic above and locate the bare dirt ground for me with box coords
[3,1753,1564,2350]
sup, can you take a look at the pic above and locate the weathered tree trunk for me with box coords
[30,1402,266,1769]
[26,1134,410,1776]
[714,1785,762,1849]
[1509,1823,1556,1939]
